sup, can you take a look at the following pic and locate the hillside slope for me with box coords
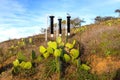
[0,18,120,80]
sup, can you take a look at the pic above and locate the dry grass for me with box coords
[72,19,120,76]
[0,18,120,80]
[86,54,120,75]
[74,24,120,56]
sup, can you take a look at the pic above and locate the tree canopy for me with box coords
[115,9,120,17]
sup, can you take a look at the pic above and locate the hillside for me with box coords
[0,18,120,80]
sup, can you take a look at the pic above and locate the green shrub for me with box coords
[17,52,26,62]
[39,37,80,65]
[12,51,33,74]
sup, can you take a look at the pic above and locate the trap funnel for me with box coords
[49,16,54,37]
[58,18,62,36]
[67,16,71,36]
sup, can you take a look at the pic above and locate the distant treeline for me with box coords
[94,16,117,23]
[95,9,120,23]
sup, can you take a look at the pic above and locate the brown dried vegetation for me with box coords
[0,18,120,80]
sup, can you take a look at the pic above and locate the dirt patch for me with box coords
[86,54,120,75]
[0,56,16,74]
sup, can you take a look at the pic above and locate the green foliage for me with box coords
[29,38,33,44]
[17,38,26,47]
[80,64,91,71]
[8,45,19,55]
[59,42,65,47]
[72,58,81,68]
[76,68,98,80]
[48,41,57,49]
[99,35,120,56]
[31,50,36,60]
[65,40,76,49]
[44,59,57,78]
[13,59,19,67]
[74,26,87,33]
[77,58,81,68]
[54,49,62,57]
[56,57,62,79]
[19,61,26,68]
[17,52,26,62]
[23,62,32,69]
[65,43,74,49]
[56,37,65,47]
[39,37,80,65]
[39,46,46,54]
[70,49,79,59]
[13,60,32,70]
[43,52,50,59]
[12,51,34,74]
[47,47,53,54]
[105,50,111,56]
[56,36,62,44]
[38,37,92,80]
[72,59,79,66]
[39,37,81,80]
[36,55,43,62]
[108,22,112,26]
[72,40,76,46]
[9,45,18,50]
[63,54,71,62]
[64,64,96,80]
[12,61,33,76]
[12,66,21,74]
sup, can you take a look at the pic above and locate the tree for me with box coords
[71,17,85,27]
[115,9,120,17]
[62,20,66,29]
[62,20,66,24]
[79,19,85,26]
[94,16,115,23]
[40,28,46,34]
[94,16,103,23]
[103,16,115,21]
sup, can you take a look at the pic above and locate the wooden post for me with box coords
[45,16,48,41]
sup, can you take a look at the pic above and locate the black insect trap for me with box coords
[67,16,71,36]
[49,16,54,37]
[49,15,71,38]
[58,18,62,36]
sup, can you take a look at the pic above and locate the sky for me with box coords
[0,0,120,42]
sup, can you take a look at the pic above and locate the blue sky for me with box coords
[0,0,120,42]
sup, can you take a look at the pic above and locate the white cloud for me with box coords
[0,26,42,42]
[0,0,26,13]
[0,0,28,25]
[0,0,119,42]
[0,0,47,42]
[110,0,120,3]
